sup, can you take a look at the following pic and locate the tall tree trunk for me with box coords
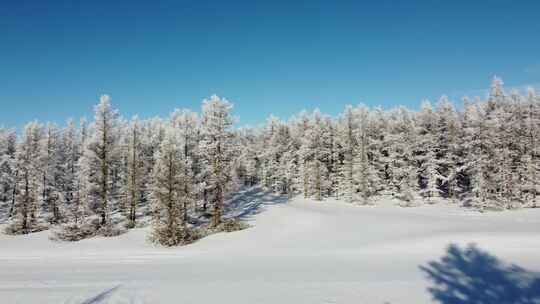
[315,160,321,201]
[213,183,223,227]
[22,171,29,233]
[8,170,18,218]
[101,119,108,226]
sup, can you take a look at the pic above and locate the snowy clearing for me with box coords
[1,187,540,304]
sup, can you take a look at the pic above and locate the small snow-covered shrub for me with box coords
[463,197,506,212]
[49,222,97,241]
[124,220,136,229]
[506,201,523,210]
[149,225,202,247]
[121,217,149,229]
[96,222,127,237]
[207,218,250,234]
[482,205,506,212]
[397,188,414,201]
[396,191,422,207]
[3,219,48,235]
[398,199,422,207]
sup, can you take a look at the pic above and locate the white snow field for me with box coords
[1,187,540,304]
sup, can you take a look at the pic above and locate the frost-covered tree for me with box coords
[200,95,234,227]
[82,95,120,227]
[311,111,326,201]
[417,100,443,202]
[435,96,461,200]
[150,126,192,246]
[293,112,312,198]
[122,117,145,227]
[9,122,44,234]
[41,123,63,223]
[0,128,17,214]
[337,106,357,202]
[369,108,393,194]
[139,117,165,215]
[59,119,82,224]
[523,88,540,206]
[259,116,280,190]
[74,118,89,224]
[295,110,330,201]
[354,106,378,204]
[170,109,198,222]
[389,108,419,203]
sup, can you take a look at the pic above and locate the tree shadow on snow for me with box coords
[420,244,540,304]
[80,285,121,304]
[223,186,289,220]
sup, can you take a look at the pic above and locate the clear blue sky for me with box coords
[2,0,540,129]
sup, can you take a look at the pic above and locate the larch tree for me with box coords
[200,95,234,227]
[59,119,80,223]
[74,118,89,225]
[41,123,63,223]
[10,122,44,234]
[151,125,193,246]
[336,106,357,202]
[294,112,313,199]
[354,106,377,204]
[417,100,443,202]
[301,110,332,201]
[524,88,540,206]
[435,96,461,201]
[391,107,419,204]
[369,108,392,194]
[123,117,145,227]
[0,128,17,214]
[171,109,198,223]
[83,95,120,228]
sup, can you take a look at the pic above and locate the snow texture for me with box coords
[0,186,539,304]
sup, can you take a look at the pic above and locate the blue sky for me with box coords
[1,0,540,129]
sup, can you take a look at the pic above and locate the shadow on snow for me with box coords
[223,186,289,220]
[80,285,121,304]
[420,243,540,304]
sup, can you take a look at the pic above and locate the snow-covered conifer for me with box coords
[336,106,357,202]
[8,122,44,234]
[0,128,17,214]
[150,125,193,246]
[354,106,378,204]
[83,95,121,227]
[41,123,63,223]
[122,117,145,227]
[199,95,234,227]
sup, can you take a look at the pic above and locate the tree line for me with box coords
[0,77,538,245]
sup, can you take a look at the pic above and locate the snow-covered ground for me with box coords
[1,187,539,304]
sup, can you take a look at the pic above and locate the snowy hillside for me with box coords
[1,187,539,304]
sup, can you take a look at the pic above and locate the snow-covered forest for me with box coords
[0,77,539,245]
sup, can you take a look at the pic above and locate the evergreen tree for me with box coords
[150,126,192,246]
[10,122,44,234]
[83,95,120,227]
[354,106,377,204]
[171,109,198,223]
[417,101,443,202]
[0,128,17,214]
[41,123,63,223]
[391,108,419,204]
[123,118,145,227]
[336,106,357,202]
[60,119,82,224]
[200,95,234,227]
[435,96,461,200]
